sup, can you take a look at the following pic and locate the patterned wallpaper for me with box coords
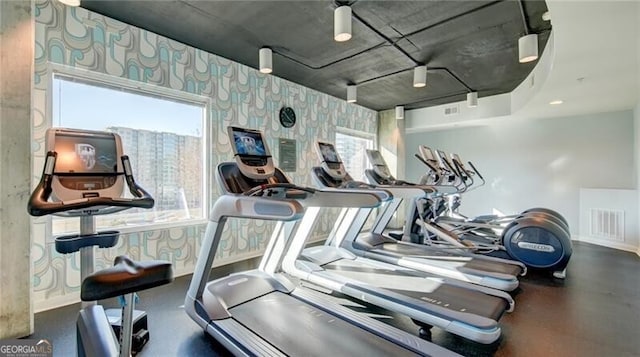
[32,0,377,311]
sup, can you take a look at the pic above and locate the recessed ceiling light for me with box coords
[549,100,563,105]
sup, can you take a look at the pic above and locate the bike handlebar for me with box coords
[27,152,154,217]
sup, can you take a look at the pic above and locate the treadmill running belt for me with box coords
[325,260,508,321]
[229,291,420,357]
[378,243,522,276]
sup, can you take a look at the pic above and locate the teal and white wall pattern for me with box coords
[32,0,377,310]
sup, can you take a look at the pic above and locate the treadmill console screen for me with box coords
[232,128,267,157]
[367,150,386,166]
[319,142,340,163]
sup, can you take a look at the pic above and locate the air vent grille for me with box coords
[589,208,624,241]
[444,105,459,116]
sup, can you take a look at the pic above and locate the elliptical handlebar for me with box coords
[467,161,485,184]
[27,151,155,217]
[413,153,440,175]
[450,159,470,193]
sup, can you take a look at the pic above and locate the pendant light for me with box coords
[347,85,357,103]
[395,106,404,120]
[259,47,273,74]
[334,6,352,42]
[467,92,478,107]
[413,65,427,87]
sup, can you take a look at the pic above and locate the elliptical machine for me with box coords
[413,146,572,279]
[28,128,174,356]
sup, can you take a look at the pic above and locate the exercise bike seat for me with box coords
[81,255,174,301]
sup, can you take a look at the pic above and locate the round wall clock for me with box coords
[279,106,296,128]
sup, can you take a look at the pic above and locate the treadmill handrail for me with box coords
[318,187,393,202]
[373,185,434,199]
[301,189,386,209]
[208,195,304,223]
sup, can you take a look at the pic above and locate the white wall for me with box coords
[405,110,635,238]
[578,188,638,252]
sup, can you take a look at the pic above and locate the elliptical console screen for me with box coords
[421,146,435,161]
[53,133,118,174]
[319,142,340,163]
[232,128,267,157]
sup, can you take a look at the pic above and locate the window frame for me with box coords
[45,63,211,234]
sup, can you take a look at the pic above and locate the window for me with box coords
[51,73,207,234]
[335,130,376,231]
[335,131,375,182]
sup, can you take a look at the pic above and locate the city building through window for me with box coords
[51,74,206,234]
[335,131,375,181]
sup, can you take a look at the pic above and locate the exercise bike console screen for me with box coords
[52,131,120,191]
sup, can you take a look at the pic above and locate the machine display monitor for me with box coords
[367,150,386,166]
[231,127,267,157]
[53,133,118,174]
[318,142,340,163]
[420,146,435,161]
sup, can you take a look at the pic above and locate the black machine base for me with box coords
[105,308,149,355]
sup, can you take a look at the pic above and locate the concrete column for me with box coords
[0,0,34,338]
[377,109,407,227]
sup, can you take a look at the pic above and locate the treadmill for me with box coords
[344,148,525,291]
[184,127,457,357]
[278,142,516,344]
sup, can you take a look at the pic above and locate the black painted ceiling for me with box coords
[80,0,551,111]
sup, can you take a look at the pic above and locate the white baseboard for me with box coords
[35,292,80,313]
[573,235,639,253]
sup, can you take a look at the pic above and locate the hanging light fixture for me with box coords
[334,6,352,42]
[413,65,427,88]
[518,34,538,63]
[347,85,357,103]
[57,0,81,5]
[395,106,404,120]
[259,47,273,74]
[467,92,478,107]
